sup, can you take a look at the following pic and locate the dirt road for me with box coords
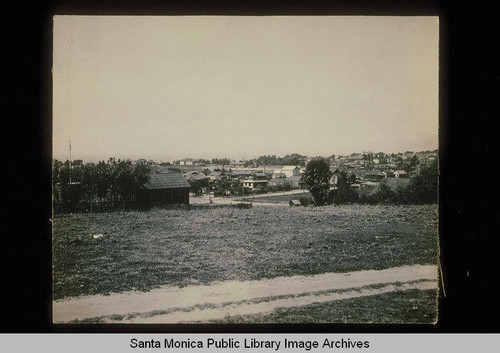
[53,264,437,324]
[190,190,306,207]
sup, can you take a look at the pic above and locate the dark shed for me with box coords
[139,172,190,205]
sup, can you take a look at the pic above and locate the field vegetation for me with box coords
[201,289,437,324]
[53,204,438,300]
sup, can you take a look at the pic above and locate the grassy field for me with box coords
[200,289,438,324]
[53,204,438,300]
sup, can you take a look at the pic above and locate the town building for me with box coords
[138,172,190,205]
[281,166,301,177]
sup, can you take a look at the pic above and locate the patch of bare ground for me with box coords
[53,264,437,324]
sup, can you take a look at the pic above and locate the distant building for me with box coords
[384,170,396,178]
[268,175,303,189]
[138,172,190,205]
[281,166,300,178]
[184,171,208,183]
[347,154,364,161]
[178,158,195,166]
[287,175,304,189]
[268,178,291,188]
[230,160,246,169]
[364,170,386,182]
[242,179,268,190]
[273,169,287,178]
[394,170,409,178]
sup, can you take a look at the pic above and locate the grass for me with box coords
[52,204,438,300]
[199,289,438,324]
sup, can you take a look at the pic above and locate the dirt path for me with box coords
[53,264,437,324]
[190,190,306,207]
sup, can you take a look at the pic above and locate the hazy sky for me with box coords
[53,16,439,162]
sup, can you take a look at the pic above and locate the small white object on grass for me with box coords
[92,234,104,239]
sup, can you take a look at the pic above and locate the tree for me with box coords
[95,161,112,202]
[80,162,98,205]
[404,159,438,204]
[325,154,336,164]
[281,153,307,166]
[328,170,359,205]
[302,158,331,206]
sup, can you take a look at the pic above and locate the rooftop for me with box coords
[144,172,190,190]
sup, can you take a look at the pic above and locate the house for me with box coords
[347,154,364,162]
[230,160,246,169]
[178,158,195,166]
[394,170,409,178]
[384,170,396,178]
[273,169,286,178]
[253,172,268,180]
[281,166,300,177]
[242,173,269,190]
[242,179,269,190]
[345,154,365,168]
[269,175,303,189]
[138,172,190,205]
[208,170,228,182]
[184,171,208,183]
[329,167,341,185]
[364,170,386,182]
[268,178,291,188]
[231,170,254,181]
[287,175,304,189]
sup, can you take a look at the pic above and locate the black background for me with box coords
[3,0,499,333]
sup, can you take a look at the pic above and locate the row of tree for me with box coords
[53,158,151,212]
[303,158,438,206]
[249,154,309,167]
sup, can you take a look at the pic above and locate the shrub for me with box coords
[299,196,310,207]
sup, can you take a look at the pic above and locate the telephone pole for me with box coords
[69,137,72,184]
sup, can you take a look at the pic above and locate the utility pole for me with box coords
[69,137,72,184]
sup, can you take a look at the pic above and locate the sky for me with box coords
[53,16,439,163]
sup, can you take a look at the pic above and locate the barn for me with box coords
[138,172,190,205]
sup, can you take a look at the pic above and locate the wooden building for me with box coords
[138,172,190,205]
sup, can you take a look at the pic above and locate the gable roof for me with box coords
[287,176,303,182]
[282,165,299,171]
[365,170,385,176]
[144,172,190,190]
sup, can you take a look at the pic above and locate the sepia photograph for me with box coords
[51,15,439,324]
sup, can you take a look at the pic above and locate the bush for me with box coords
[299,196,310,207]
[235,202,252,209]
[327,186,359,205]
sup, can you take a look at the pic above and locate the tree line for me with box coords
[53,158,151,213]
[303,158,438,206]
